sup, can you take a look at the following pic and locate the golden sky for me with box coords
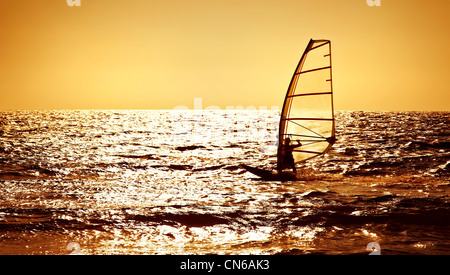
[0,0,449,111]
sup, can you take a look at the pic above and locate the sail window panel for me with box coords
[284,119,333,140]
[292,139,331,163]
[288,93,333,119]
[301,43,330,73]
[293,69,332,95]
[285,119,333,163]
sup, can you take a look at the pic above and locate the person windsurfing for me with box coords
[278,137,302,173]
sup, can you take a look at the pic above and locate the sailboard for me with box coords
[243,39,335,180]
[240,164,297,181]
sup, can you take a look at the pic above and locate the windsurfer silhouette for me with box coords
[279,137,302,173]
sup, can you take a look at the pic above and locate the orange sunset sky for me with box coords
[0,0,449,111]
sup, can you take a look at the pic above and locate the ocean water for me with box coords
[0,110,449,255]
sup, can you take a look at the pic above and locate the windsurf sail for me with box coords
[277,39,335,171]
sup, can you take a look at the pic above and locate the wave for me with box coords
[2,193,448,233]
[127,212,229,227]
[174,145,206,151]
[0,208,111,233]
[1,110,449,255]
[404,141,450,150]
[115,154,160,160]
[0,164,60,180]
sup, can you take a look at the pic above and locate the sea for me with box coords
[0,110,449,255]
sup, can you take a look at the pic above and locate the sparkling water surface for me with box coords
[0,110,449,254]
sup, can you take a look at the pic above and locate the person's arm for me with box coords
[291,140,302,149]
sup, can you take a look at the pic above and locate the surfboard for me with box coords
[241,165,297,181]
